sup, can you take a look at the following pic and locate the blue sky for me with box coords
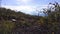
[1,0,60,15]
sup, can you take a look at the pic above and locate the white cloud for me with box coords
[2,5,48,14]
[2,5,36,14]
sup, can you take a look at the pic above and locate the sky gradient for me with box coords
[1,0,60,15]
